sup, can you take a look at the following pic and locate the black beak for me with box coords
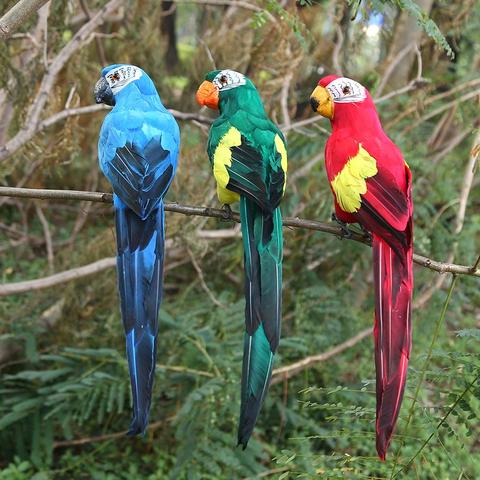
[94,77,115,106]
[310,96,319,112]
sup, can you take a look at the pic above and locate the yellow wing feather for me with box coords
[213,127,241,204]
[274,134,288,193]
[331,145,378,213]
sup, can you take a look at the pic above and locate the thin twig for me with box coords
[34,203,54,273]
[0,187,478,280]
[376,43,415,97]
[52,416,174,449]
[397,371,480,477]
[79,0,107,65]
[187,247,225,308]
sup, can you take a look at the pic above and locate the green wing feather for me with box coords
[238,198,282,447]
[207,112,287,447]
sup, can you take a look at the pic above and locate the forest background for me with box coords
[0,0,479,478]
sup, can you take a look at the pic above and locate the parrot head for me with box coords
[310,75,374,122]
[195,69,258,110]
[94,64,157,106]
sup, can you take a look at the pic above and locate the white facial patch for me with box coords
[213,70,246,91]
[105,65,143,95]
[326,77,366,103]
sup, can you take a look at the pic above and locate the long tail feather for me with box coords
[114,196,165,436]
[238,197,282,448]
[372,229,413,459]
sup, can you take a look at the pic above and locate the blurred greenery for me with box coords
[0,0,479,478]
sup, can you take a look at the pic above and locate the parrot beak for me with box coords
[195,80,219,110]
[310,85,334,119]
[94,77,115,106]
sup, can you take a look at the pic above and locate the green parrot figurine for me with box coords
[196,69,287,447]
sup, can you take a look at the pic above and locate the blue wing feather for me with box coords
[98,97,179,435]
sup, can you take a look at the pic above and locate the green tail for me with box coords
[238,196,283,448]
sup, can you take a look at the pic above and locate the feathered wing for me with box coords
[360,163,413,460]
[331,143,413,459]
[211,126,286,447]
[103,134,176,435]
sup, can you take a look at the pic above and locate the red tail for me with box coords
[372,230,413,460]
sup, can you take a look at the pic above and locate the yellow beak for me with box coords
[310,86,334,120]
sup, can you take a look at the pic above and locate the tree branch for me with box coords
[0,0,49,40]
[270,328,371,385]
[0,187,478,297]
[0,257,116,296]
[0,0,124,163]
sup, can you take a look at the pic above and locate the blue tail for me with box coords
[114,195,165,435]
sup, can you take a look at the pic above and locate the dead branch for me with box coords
[270,328,371,385]
[52,417,175,450]
[78,0,107,65]
[0,187,478,298]
[0,257,116,297]
[1,104,211,161]
[34,203,54,273]
[187,247,225,308]
[0,0,50,40]
[0,0,124,163]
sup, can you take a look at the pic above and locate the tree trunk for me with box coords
[160,0,178,71]
[382,0,434,89]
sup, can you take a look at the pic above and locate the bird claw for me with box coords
[331,213,353,239]
[221,204,233,220]
[361,225,373,243]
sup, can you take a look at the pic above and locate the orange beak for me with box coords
[195,80,219,110]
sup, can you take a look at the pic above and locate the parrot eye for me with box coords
[342,85,351,95]
[213,70,246,91]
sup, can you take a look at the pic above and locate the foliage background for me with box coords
[0,0,479,478]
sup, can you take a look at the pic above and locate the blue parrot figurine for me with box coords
[94,64,180,435]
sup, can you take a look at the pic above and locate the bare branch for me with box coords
[34,203,54,273]
[78,0,107,65]
[187,247,225,308]
[53,417,174,450]
[0,0,49,40]
[0,0,124,163]
[376,43,415,97]
[280,72,293,132]
[271,328,371,385]
[0,187,478,290]
[0,257,116,297]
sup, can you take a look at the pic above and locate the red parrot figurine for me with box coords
[310,75,413,460]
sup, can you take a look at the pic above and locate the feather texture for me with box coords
[321,83,413,459]
[97,66,179,434]
[238,198,282,447]
[205,83,287,446]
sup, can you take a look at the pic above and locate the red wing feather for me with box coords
[372,233,413,460]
